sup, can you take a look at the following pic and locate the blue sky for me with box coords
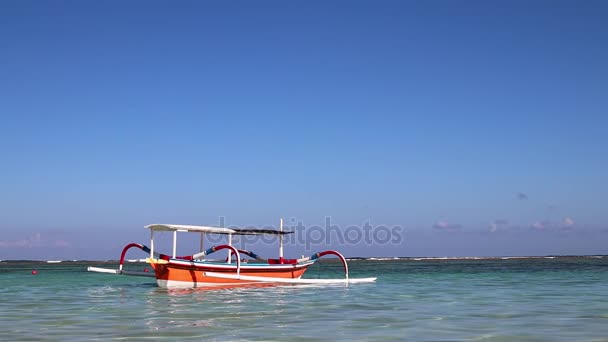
[1,1,607,260]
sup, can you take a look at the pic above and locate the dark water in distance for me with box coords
[1,257,607,341]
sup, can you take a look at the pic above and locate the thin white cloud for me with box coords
[489,219,509,232]
[53,240,71,247]
[531,220,550,230]
[0,233,71,248]
[529,218,577,231]
[432,221,462,230]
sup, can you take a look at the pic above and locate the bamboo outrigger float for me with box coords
[88,220,377,288]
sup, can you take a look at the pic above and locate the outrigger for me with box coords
[88,220,377,288]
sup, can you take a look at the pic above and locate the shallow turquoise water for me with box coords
[1,258,607,341]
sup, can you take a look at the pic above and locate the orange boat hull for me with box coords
[150,260,311,288]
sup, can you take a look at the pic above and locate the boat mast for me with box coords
[279,218,284,263]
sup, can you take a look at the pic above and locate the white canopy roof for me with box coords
[145,224,236,234]
[144,224,293,235]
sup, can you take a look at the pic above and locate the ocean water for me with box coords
[1,257,607,341]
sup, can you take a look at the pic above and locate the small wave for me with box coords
[127,259,148,263]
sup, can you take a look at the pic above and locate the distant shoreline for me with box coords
[1,254,606,264]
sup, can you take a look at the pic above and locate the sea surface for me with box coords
[1,257,607,341]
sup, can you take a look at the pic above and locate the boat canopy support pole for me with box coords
[227,234,232,264]
[150,230,155,262]
[172,230,177,258]
[199,233,204,258]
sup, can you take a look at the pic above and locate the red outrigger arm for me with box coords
[119,243,243,268]
[118,243,193,271]
[308,250,349,280]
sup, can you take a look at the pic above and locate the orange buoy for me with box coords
[143,268,149,272]
[31,270,38,275]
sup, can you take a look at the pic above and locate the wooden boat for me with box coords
[88,220,376,288]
